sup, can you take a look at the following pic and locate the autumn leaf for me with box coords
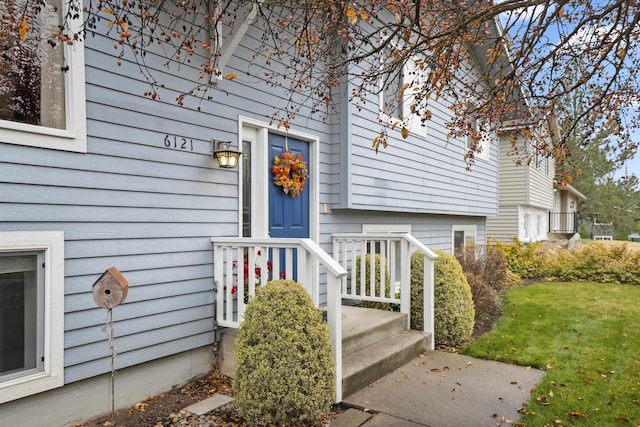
[134,401,148,412]
[18,20,29,42]
[401,127,409,139]
[120,21,129,31]
[345,7,357,25]
[398,82,410,98]
[567,411,587,418]
[224,73,238,80]
[103,8,114,15]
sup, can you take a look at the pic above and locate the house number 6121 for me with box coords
[163,135,194,151]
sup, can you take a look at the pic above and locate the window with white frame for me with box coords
[537,214,545,239]
[379,42,429,136]
[0,231,64,404]
[523,214,532,241]
[0,0,86,152]
[466,117,491,161]
[452,225,476,253]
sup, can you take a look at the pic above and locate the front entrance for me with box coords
[268,134,310,239]
[267,134,310,281]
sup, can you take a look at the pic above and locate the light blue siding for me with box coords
[340,70,499,216]
[0,7,498,390]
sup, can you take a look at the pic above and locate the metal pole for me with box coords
[105,307,116,418]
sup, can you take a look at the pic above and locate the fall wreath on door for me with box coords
[272,150,309,198]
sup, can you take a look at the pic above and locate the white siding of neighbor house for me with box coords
[487,133,555,242]
[527,151,555,210]
[486,205,518,242]
[0,8,498,392]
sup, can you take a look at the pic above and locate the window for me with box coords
[379,42,428,136]
[241,139,252,237]
[0,231,64,404]
[466,117,491,161]
[524,214,532,241]
[537,214,544,239]
[0,0,86,152]
[452,225,476,253]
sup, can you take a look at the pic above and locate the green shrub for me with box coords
[578,226,590,239]
[234,280,335,426]
[492,238,640,285]
[455,244,509,335]
[410,250,475,347]
[491,238,546,279]
[544,243,640,284]
[354,253,394,311]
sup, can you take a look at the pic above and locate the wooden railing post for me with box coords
[326,273,342,403]
[400,238,410,328]
[423,254,435,350]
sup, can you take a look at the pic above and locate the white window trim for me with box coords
[362,224,411,234]
[0,0,87,153]
[452,224,477,253]
[466,117,491,161]
[378,38,428,137]
[0,231,64,404]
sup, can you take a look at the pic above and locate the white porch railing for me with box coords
[332,233,438,349]
[211,237,347,401]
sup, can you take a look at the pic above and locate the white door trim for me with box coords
[238,116,319,242]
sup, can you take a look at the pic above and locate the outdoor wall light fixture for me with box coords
[212,139,242,169]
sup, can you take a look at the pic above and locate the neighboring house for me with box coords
[0,3,498,426]
[487,118,558,243]
[550,183,586,238]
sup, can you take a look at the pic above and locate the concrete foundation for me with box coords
[0,346,214,427]
[218,329,239,378]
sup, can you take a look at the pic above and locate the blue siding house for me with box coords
[0,2,498,425]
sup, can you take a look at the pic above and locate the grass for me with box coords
[464,282,640,426]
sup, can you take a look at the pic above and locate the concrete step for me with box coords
[341,306,408,356]
[342,329,428,398]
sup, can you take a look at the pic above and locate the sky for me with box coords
[498,3,640,188]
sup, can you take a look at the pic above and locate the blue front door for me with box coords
[268,134,310,238]
[268,134,310,281]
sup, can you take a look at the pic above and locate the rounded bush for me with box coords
[234,280,335,426]
[410,250,475,347]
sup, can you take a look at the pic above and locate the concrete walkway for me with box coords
[332,350,544,427]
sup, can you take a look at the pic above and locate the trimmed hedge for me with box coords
[234,280,335,426]
[410,250,475,347]
[491,239,640,285]
[544,243,640,284]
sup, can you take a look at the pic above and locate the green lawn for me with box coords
[464,282,640,426]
